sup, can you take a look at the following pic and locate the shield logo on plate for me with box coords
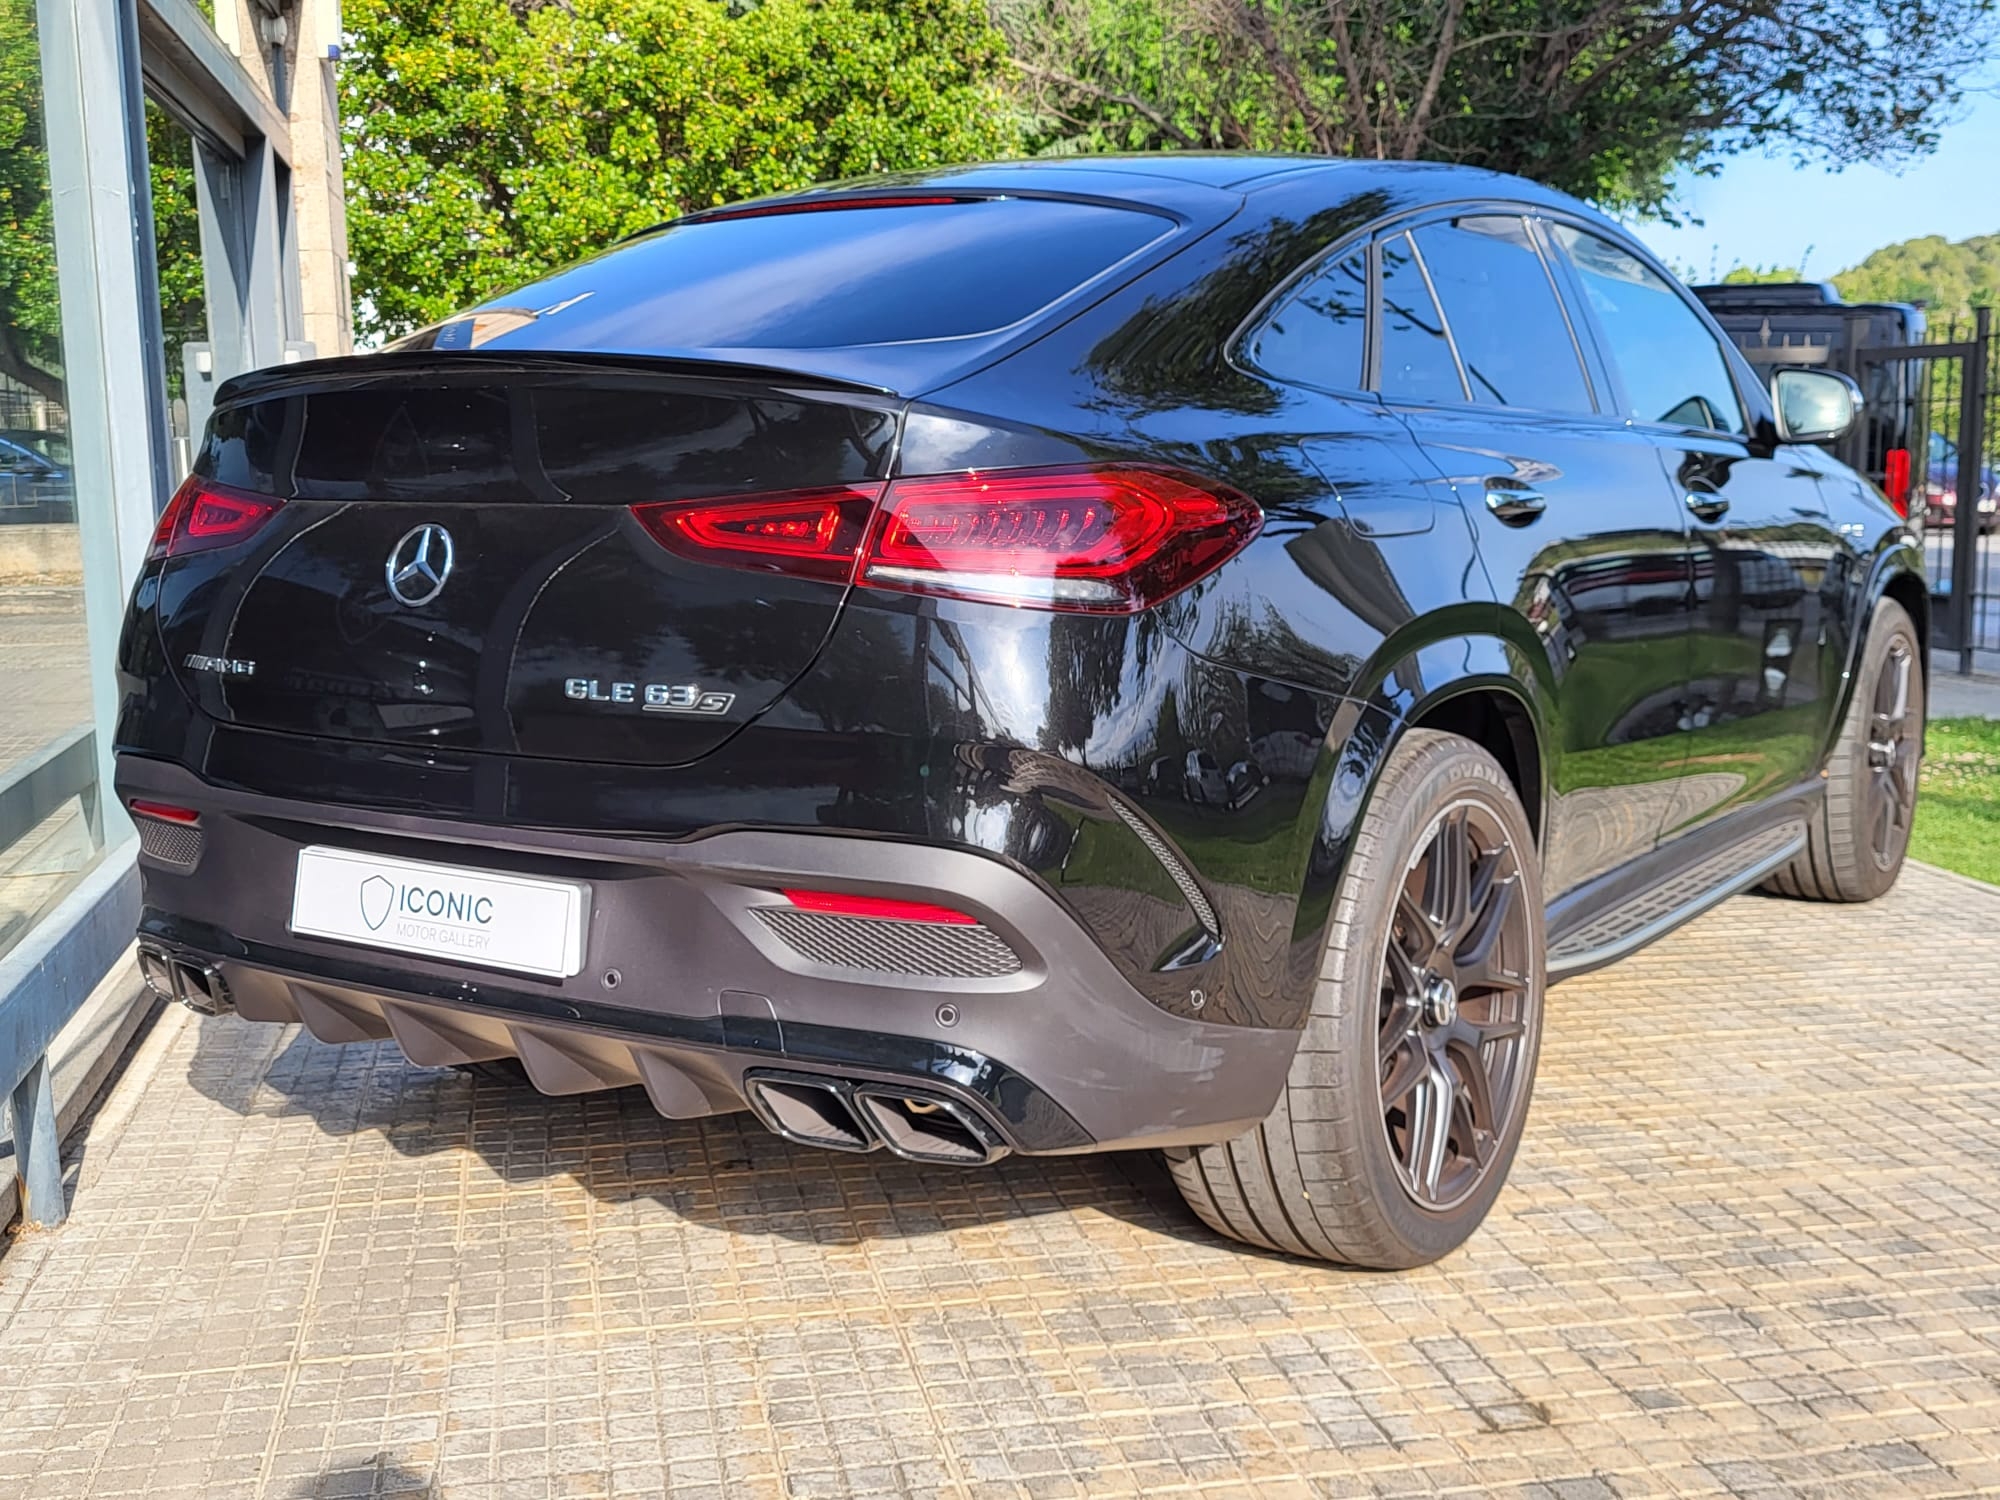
[360,875,393,931]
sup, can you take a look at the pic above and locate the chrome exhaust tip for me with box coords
[169,957,232,1017]
[137,946,178,1002]
[853,1085,1008,1166]
[742,1072,878,1153]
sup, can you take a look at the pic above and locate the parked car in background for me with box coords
[0,430,75,524]
[119,157,1928,1270]
[1926,430,2000,534]
[1693,282,1927,519]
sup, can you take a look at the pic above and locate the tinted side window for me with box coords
[1411,217,1593,414]
[1553,225,1745,434]
[1245,249,1367,391]
[1378,232,1464,404]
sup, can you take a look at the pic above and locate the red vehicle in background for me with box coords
[1925,430,2000,535]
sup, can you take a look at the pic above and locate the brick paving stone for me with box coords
[2,865,1999,1497]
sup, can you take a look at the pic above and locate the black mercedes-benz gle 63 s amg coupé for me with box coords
[117,155,1927,1267]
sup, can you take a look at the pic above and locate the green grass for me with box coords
[1911,717,2000,886]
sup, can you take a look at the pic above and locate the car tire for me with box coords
[1764,597,1923,903]
[1164,729,1545,1268]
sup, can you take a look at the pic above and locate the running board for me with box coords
[1548,819,1805,980]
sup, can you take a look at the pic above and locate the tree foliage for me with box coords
[341,0,1019,341]
[1835,232,2000,328]
[1,0,206,411]
[1717,264,1805,284]
[0,0,63,404]
[993,0,2000,214]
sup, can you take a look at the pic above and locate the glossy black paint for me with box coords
[117,155,1926,1092]
[164,363,898,765]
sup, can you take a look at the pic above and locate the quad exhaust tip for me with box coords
[743,1070,1008,1166]
[138,945,233,1017]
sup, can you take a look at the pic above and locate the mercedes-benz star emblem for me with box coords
[386,524,455,607]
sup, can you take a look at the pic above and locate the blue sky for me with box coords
[1625,90,2000,281]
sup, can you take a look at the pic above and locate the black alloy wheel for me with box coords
[1865,635,1919,872]
[1166,730,1546,1268]
[1378,803,1536,1211]
[1765,597,1923,903]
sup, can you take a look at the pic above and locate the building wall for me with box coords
[208,0,352,357]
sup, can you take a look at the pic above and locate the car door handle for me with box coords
[1484,487,1547,525]
[1684,491,1730,523]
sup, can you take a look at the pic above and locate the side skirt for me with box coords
[1546,785,1819,982]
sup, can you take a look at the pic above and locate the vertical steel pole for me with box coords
[1954,308,1990,676]
[7,1054,66,1227]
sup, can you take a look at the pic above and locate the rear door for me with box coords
[1373,213,1697,900]
[1546,224,1852,843]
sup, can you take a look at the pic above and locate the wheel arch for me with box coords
[1826,545,1930,761]
[1278,624,1551,1032]
[1344,608,1556,844]
[1404,683,1546,848]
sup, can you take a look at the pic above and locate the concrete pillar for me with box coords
[209,0,351,357]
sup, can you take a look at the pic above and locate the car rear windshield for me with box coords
[426,197,1177,351]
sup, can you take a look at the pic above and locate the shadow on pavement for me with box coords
[289,1455,437,1497]
[184,1018,1239,1255]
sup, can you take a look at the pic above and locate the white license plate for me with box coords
[289,846,587,978]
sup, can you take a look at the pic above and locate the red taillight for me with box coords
[782,889,977,925]
[862,466,1261,613]
[148,476,284,560]
[128,799,199,824]
[1884,447,1912,516]
[631,465,1261,613]
[630,485,882,582]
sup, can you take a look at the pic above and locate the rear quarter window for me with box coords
[404,198,1178,352]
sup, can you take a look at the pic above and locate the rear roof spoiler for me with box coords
[214,348,901,408]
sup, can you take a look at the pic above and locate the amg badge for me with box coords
[184,653,256,676]
[564,678,737,716]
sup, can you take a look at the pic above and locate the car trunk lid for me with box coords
[152,357,899,766]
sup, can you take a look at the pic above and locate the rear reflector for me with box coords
[782,889,977,926]
[129,799,199,824]
[1884,447,1912,517]
[149,476,285,560]
[630,465,1260,613]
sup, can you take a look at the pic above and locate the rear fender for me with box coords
[1276,618,1551,1032]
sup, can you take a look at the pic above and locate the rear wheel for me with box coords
[1166,730,1545,1268]
[1765,597,1922,903]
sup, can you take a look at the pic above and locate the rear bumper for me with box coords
[117,755,1299,1155]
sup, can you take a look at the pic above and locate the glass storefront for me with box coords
[0,0,105,961]
[0,0,343,997]
[146,100,211,480]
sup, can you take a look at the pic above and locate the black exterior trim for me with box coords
[138,909,1094,1152]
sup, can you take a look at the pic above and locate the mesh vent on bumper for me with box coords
[753,907,1022,978]
[136,815,204,869]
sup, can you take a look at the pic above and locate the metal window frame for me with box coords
[8,0,307,1226]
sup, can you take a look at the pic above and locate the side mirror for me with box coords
[1772,368,1863,443]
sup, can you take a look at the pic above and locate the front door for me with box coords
[1544,222,1853,843]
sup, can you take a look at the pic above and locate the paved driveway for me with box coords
[3,865,1998,1499]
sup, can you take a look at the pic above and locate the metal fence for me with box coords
[1919,308,1996,673]
[1853,306,1995,676]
